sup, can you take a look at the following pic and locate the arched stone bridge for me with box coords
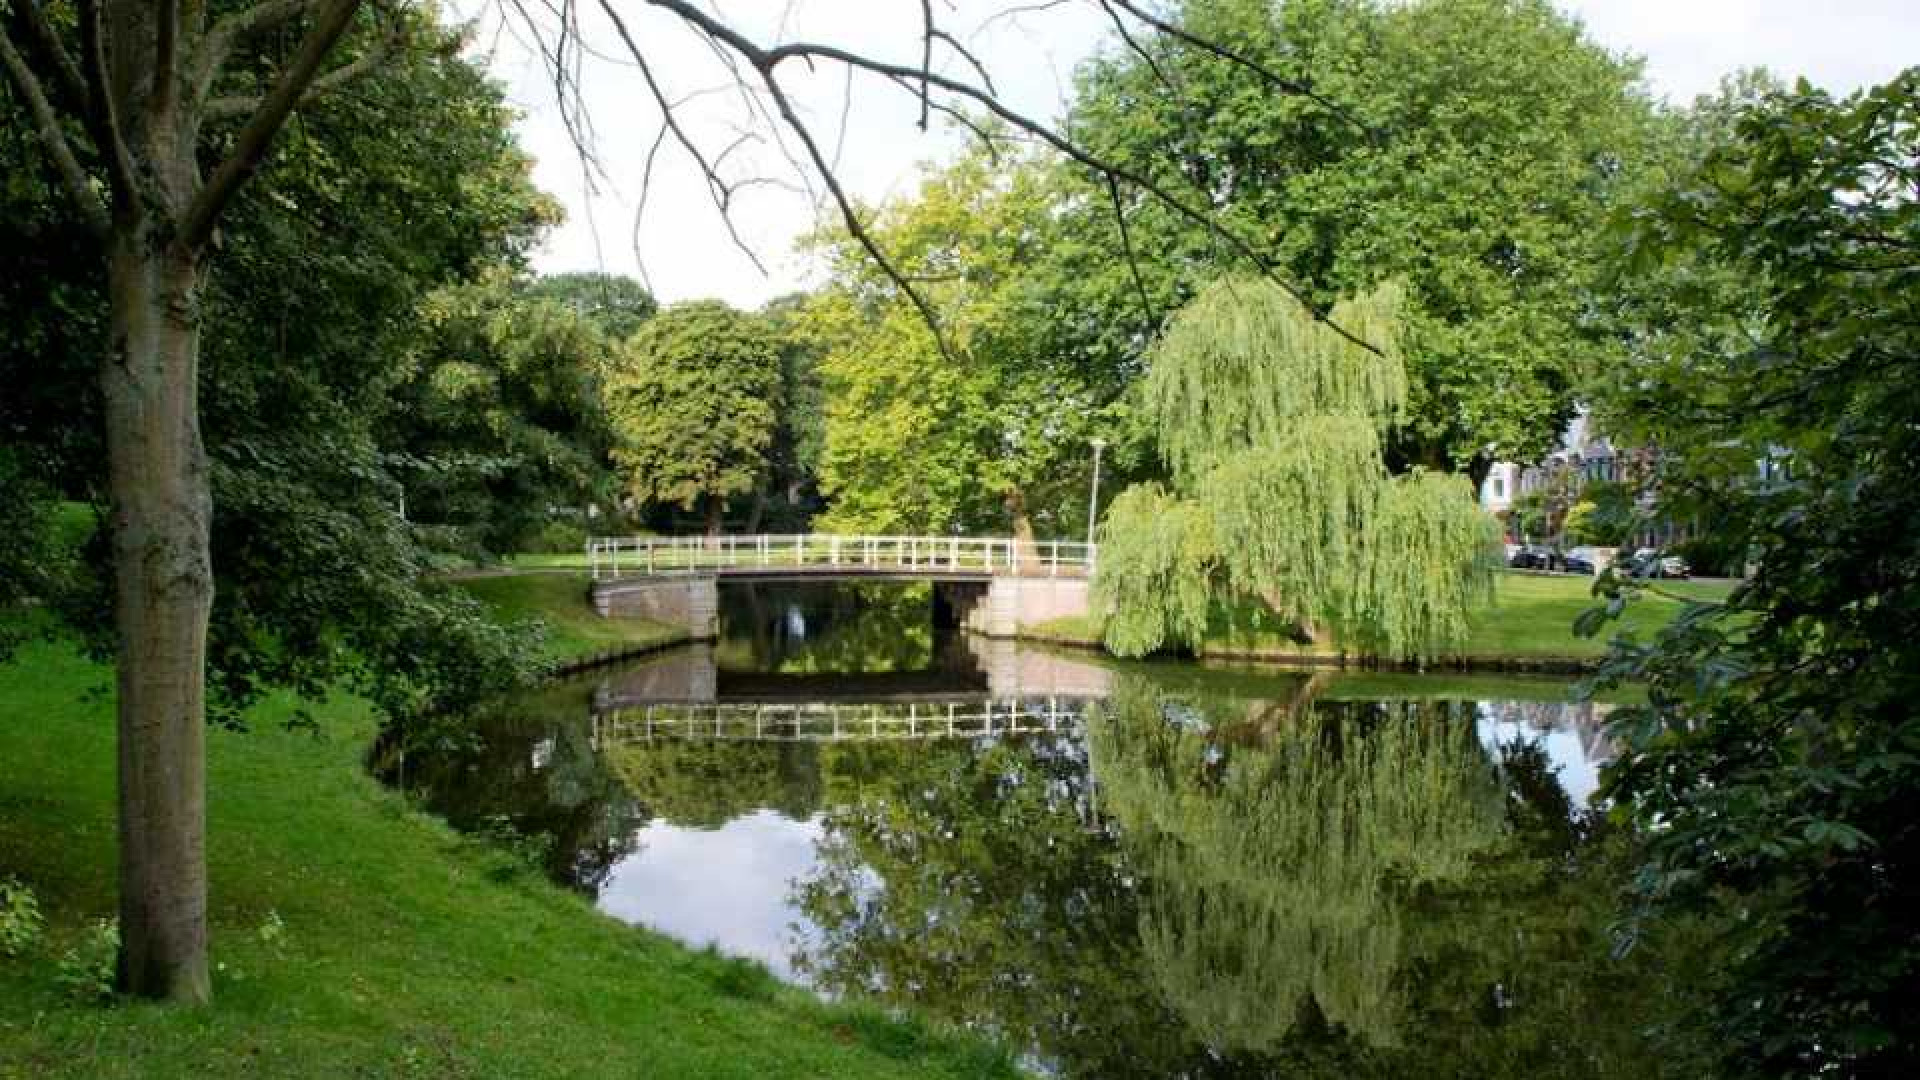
[586,534,1096,639]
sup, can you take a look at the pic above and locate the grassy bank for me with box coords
[453,571,687,665]
[1028,571,1736,665]
[0,634,1015,1079]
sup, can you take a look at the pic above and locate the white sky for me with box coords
[454,1,1919,310]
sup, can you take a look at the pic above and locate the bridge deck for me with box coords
[588,533,1095,581]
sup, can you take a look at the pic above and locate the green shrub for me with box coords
[0,878,43,957]
[521,520,588,554]
[55,918,118,1002]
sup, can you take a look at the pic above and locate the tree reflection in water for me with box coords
[1090,679,1509,1053]
[792,675,1709,1078]
[383,632,1714,1078]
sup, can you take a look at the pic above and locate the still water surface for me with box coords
[382,582,1679,1077]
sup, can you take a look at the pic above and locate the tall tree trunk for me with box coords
[102,234,214,1004]
[705,494,724,537]
[1006,488,1036,564]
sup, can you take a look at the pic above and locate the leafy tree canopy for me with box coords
[1064,0,1660,471]
[807,146,1115,537]
[522,271,658,342]
[1096,280,1500,660]
[1588,69,1920,1074]
[605,300,782,530]
[1,10,559,719]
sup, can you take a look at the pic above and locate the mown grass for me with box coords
[452,572,687,664]
[0,631,1019,1079]
[1029,570,1737,663]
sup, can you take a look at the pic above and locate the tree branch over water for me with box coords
[497,0,1385,358]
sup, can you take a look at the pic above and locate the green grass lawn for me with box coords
[0,632,1017,1080]
[452,572,687,665]
[1029,571,1737,664]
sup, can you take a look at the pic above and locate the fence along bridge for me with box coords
[591,695,1095,747]
[586,534,1098,639]
[588,533,1096,581]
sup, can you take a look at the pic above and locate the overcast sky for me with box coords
[455,1,1919,310]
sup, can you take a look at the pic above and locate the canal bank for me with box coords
[0,621,1018,1080]
[1015,570,1737,673]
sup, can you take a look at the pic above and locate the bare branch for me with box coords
[179,0,365,251]
[1097,0,1178,101]
[593,0,768,275]
[756,55,953,362]
[916,0,932,131]
[929,28,996,100]
[635,0,1379,355]
[630,122,671,294]
[0,25,109,237]
[1105,174,1157,328]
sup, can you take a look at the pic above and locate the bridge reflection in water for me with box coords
[594,696,1095,745]
[588,627,1115,745]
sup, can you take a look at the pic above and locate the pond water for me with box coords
[380,581,1684,1077]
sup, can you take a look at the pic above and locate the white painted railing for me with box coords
[591,696,1094,745]
[586,534,1096,581]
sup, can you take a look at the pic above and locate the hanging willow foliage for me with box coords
[1091,484,1218,657]
[1097,277,1498,661]
[1086,680,1509,1053]
[1142,278,1408,487]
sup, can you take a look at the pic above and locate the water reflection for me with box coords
[380,582,1683,1077]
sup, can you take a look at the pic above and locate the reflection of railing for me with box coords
[591,696,1094,745]
[587,534,1096,581]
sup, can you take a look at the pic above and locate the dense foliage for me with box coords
[1,13,564,717]
[380,275,619,553]
[1095,280,1500,659]
[1060,0,1658,473]
[807,148,1114,536]
[1588,70,1920,1073]
[605,300,783,532]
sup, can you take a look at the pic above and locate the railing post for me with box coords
[1050,542,1059,577]
[830,535,840,566]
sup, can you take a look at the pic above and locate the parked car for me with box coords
[1624,547,1690,579]
[1562,554,1597,576]
[1508,545,1560,571]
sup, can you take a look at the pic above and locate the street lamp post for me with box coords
[1086,437,1107,550]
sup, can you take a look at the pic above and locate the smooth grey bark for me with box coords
[103,232,215,1003]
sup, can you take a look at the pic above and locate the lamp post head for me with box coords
[1091,437,1108,451]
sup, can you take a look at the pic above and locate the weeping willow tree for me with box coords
[1094,279,1501,659]
[1086,678,1510,1053]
